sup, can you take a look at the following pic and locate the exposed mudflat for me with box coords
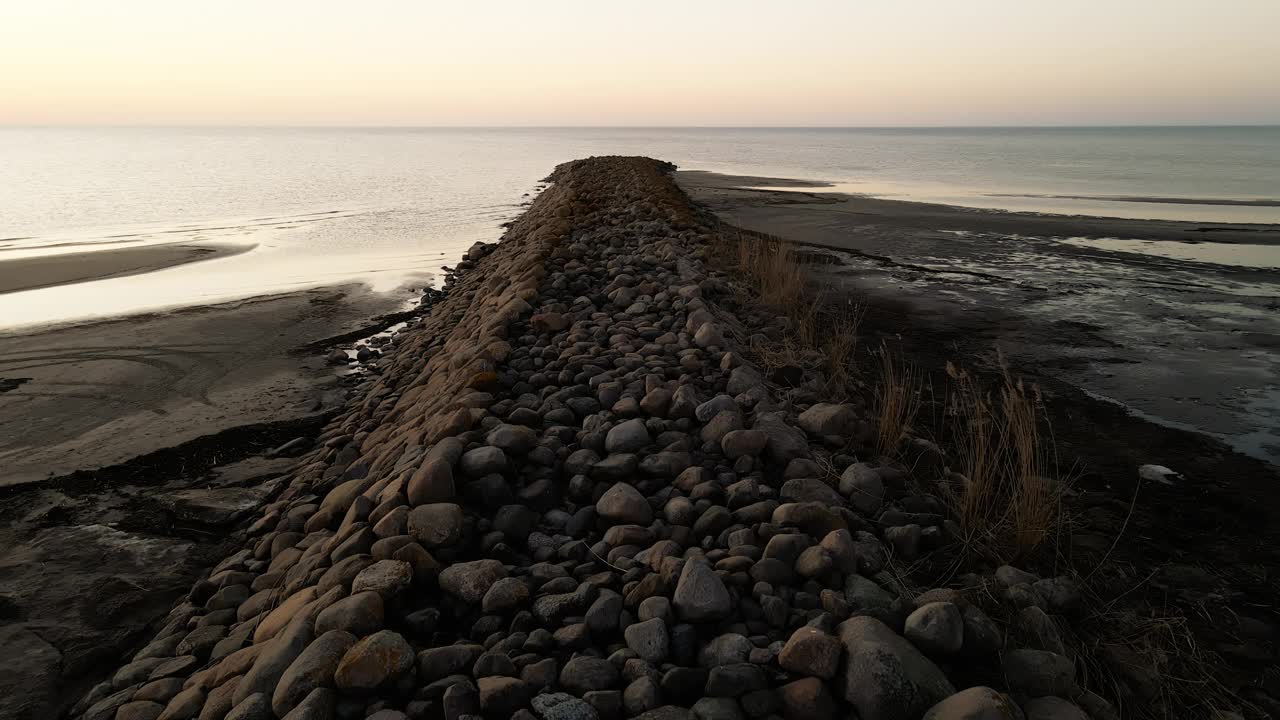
[0,283,417,718]
[0,455,297,720]
[680,169,1280,713]
[678,170,1280,465]
[0,285,404,487]
[681,170,1280,245]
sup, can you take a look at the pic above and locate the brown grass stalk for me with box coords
[874,343,924,458]
[825,299,865,386]
[733,231,806,312]
[942,360,1062,560]
[716,226,868,398]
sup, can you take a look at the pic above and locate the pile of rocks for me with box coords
[70,158,1109,720]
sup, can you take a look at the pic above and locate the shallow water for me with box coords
[751,180,1280,223]
[834,229,1280,463]
[2,126,1278,328]
[1060,237,1280,269]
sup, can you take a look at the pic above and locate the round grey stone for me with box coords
[904,602,965,656]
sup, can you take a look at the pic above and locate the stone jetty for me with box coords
[67,157,1105,720]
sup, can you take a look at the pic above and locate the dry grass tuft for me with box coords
[735,232,806,310]
[873,343,924,458]
[718,228,869,395]
[825,299,866,387]
[941,359,1063,561]
[1071,603,1256,720]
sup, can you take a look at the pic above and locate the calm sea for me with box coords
[2,126,1278,327]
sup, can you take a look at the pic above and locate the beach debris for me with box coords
[1138,464,1183,485]
[268,436,311,457]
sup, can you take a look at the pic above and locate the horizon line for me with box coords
[3,122,1279,131]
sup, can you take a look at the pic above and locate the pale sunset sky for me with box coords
[2,0,1277,126]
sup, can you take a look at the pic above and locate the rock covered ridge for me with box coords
[70,157,1101,720]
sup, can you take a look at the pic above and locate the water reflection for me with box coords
[1059,237,1280,269]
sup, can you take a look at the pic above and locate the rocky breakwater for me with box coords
[66,157,1101,720]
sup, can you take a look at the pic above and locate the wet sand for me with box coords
[678,170,1280,465]
[0,282,412,716]
[0,242,253,295]
[0,284,404,487]
[681,170,1280,244]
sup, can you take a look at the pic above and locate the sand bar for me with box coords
[0,242,253,295]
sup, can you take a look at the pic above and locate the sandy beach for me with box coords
[0,283,405,487]
[0,242,253,295]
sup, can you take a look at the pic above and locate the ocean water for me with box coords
[2,126,1278,328]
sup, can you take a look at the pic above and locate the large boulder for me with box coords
[922,687,1021,720]
[668,386,701,419]
[839,463,884,516]
[694,395,737,423]
[904,602,964,656]
[778,626,842,679]
[417,644,484,682]
[407,459,455,505]
[844,575,895,614]
[753,412,809,465]
[314,591,383,636]
[407,503,464,548]
[460,447,508,477]
[280,687,334,719]
[531,692,599,720]
[701,411,744,445]
[559,657,619,695]
[694,322,726,348]
[836,616,955,720]
[479,676,531,716]
[531,312,570,333]
[333,631,414,691]
[1001,649,1074,697]
[772,503,846,537]
[605,419,651,453]
[271,630,356,717]
[439,559,508,603]
[779,677,836,719]
[672,560,731,622]
[233,614,314,706]
[596,483,652,525]
[483,577,531,613]
[350,560,412,597]
[797,403,857,438]
[624,618,669,664]
[721,429,768,459]
[726,367,762,396]
[487,424,539,454]
[780,478,844,506]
